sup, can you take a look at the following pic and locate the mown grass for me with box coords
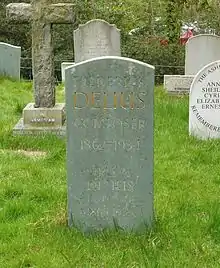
[0,77,220,267]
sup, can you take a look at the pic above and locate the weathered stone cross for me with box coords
[6,0,75,108]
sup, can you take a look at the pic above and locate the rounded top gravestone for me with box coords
[185,34,220,75]
[65,56,154,234]
[189,60,220,139]
[74,19,121,63]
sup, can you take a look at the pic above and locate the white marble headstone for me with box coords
[74,19,121,63]
[189,60,220,139]
[185,35,220,75]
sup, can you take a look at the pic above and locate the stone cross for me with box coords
[6,1,75,108]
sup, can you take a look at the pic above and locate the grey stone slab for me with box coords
[6,3,75,24]
[189,60,220,139]
[13,118,66,136]
[61,62,75,82]
[185,34,220,75]
[65,56,154,233]
[6,3,32,22]
[13,103,66,136]
[164,75,194,95]
[74,19,121,63]
[0,42,21,80]
[23,103,65,126]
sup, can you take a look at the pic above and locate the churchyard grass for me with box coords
[0,77,220,267]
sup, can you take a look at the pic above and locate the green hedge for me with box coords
[121,34,185,84]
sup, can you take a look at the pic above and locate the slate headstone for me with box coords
[185,34,220,75]
[0,42,21,80]
[74,19,121,63]
[65,56,154,233]
[189,60,220,139]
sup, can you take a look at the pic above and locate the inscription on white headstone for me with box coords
[189,60,220,139]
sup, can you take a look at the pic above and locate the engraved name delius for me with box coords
[73,91,146,110]
[80,139,140,152]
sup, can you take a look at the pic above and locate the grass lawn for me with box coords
[0,77,220,267]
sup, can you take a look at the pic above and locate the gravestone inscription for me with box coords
[0,42,21,80]
[74,19,121,63]
[65,56,154,233]
[189,60,220,139]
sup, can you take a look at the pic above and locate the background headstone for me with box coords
[74,19,121,63]
[0,42,21,80]
[65,56,154,233]
[185,34,220,75]
[164,34,220,95]
[61,62,75,82]
[164,75,194,95]
[189,60,220,139]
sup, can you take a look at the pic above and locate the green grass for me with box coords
[1,77,220,267]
